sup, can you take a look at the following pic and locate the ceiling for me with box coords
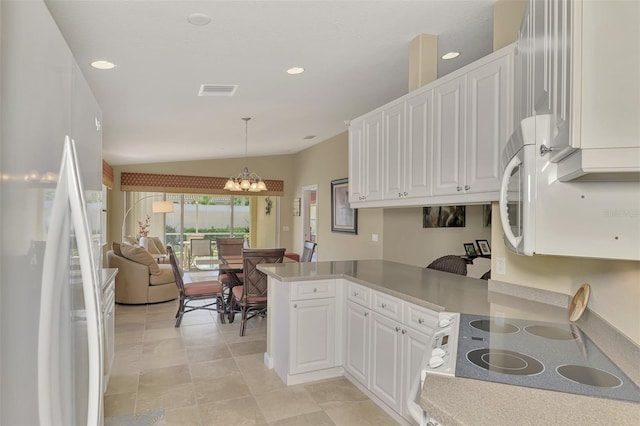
[45,0,495,166]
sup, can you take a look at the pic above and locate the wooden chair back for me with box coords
[241,248,286,298]
[216,238,244,258]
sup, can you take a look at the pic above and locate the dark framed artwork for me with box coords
[331,178,357,234]
[476,239,492,256]
[422,206,466,228]
[464,243,478,258]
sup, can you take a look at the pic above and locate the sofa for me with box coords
[107,242,178,304]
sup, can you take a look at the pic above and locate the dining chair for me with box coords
[300,241,317,262]
[189,238,212,270]
[231,247,286,336]
[426,255,468,276]
[167,245,225,326]
[216,238,245,285]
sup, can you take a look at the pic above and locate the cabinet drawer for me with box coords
[291,280,335,301]
[404,303,439,335]
[346,281,371,308]
[372,291,403,322]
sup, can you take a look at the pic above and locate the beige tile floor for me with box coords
[104,272,398,425]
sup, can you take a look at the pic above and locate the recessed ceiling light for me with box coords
[91,60,116,70]
[286,67,305,75]
[187,13,211,26]
[303,135,315,140]
[441,52,460,60]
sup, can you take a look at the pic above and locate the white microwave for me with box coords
[499,115,640,261]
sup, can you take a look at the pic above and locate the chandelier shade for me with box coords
[225,117,268,193]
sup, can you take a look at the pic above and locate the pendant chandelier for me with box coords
[224,117,268,192]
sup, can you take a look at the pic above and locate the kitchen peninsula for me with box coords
[258,260,640,425]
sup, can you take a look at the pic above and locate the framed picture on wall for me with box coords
[476,239,491,256]
[464,243,478,258]
[331,178,357,234]
[422,206,466,228]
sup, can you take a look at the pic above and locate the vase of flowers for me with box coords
[138,214,151,238]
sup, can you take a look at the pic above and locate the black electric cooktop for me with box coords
[455,314,640,403]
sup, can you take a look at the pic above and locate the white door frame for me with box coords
[301,184,318,251]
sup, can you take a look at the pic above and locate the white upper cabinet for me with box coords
[349,45,514,208]
[382,101,406,200]
[465,53,512,193]
[404,90,433,198]
[432,75,466,196]
[519,0,640,181]
[348,119,364,203]
[363,112,384,202]
[526,0,573,161]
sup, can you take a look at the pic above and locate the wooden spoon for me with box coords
[569,283,591,322]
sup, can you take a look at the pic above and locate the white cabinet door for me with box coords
[404,90,433,199]
[432,75,466,196]
[370,312,403,413]
[547,0,573,160]
[383,101,406,200]
[348,118,364,203]
[532,0,552,115]
[401,327,430,420]
[363,112,384,202]
[289,298,336,375]
[465,53,511,194]
[345,301,370,387]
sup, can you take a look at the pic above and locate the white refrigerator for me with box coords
[1,1,105,424]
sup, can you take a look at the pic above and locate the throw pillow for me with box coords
[150,236,167,255]
[139,236,160,254]
[120,244,161,275]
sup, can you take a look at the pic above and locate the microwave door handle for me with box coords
[500,155,523,250]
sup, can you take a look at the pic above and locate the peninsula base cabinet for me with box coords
[271,279,343,385]
[269,278,438,423]
[343,283,438,423]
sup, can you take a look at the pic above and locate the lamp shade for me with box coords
[152,201,174,213]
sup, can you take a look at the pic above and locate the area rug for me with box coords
[105,409,165,426]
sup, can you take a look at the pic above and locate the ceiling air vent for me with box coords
[198,84,238,97]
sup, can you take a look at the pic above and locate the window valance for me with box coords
[120,172,284,196]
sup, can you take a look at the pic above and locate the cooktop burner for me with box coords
[455,314,640,403]
[524,325,578,340]
[467,348,544,376]
[557,365,623,388]
[469,319,519,334]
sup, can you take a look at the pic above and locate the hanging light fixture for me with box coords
[224,117,268,192]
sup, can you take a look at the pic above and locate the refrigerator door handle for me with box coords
[38,136,103,425]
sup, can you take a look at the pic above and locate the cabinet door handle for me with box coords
[398,192,402,198]
[313,288,317,293]
[395,326,401,332]
[401,329,407,335]
[364,312,368,317]
[457,186,462,192]
[418,318,425,324]
[381,303,387,308]
[353,291,359,296]
[403,192,408,197]
[293,304,297,308]
[464,185,470,191]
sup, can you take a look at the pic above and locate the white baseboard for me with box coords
[284,367,344,386]
[263,352,274,369]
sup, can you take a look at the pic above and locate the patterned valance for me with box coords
[102,160,114,189]
[120,172,284,196]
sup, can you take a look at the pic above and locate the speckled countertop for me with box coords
[258,260,491,314]
[260,260,640,424]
